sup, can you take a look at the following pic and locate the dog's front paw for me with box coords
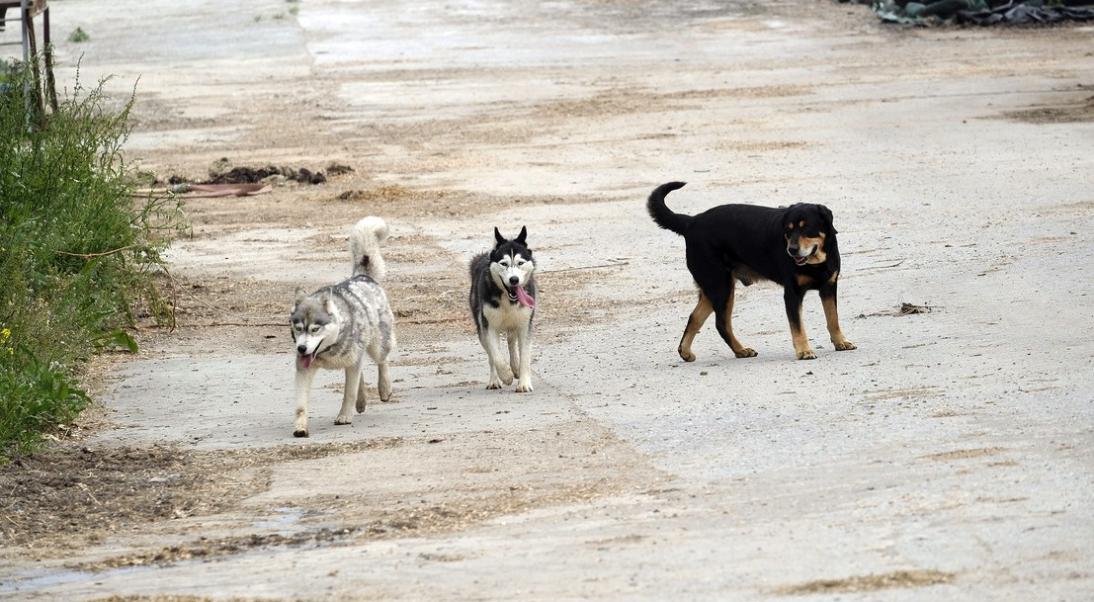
[293,429,309,438]
[834,340,857,351]
[334,415,353,425]
[734,347,758,358]
[678,349,696,362]
[515,381,533,393]
[796,349,817,360]
[486,378,503,390]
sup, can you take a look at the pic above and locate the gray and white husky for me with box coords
[469,227,537,393]
[290,216,395,437]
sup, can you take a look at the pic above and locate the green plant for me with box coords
[68,27,90,43]
[0,63,182,459]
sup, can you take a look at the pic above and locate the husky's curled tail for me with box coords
[647,181,692,236]
[350,216,390,280]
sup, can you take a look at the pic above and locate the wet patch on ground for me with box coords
[0,439,404,551]
[1000,96,1094,124]
[922,447,1006,462]
[774,569,956,595]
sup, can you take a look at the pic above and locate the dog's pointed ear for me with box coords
[819,205,837,234]
[322,291,335,313]
[515,226,527,245]
[293,287,308,307]
[494,227,506,245]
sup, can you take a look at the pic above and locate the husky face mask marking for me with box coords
[290,292,342,369]
[490,226,536,308]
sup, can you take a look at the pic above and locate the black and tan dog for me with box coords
[647,181,856,361]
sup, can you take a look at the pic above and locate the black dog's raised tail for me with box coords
[647,181,692,235]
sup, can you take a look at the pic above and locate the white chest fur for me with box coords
[482,300,532,333]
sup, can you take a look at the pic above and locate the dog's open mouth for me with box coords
[298,348,320,369]
[791,246,816,266]
[505,285,536,309]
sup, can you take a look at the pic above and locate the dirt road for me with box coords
[2,0,1093,599]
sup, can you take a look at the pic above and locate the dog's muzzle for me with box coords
[297,342,327,369]
[789,245,815,266]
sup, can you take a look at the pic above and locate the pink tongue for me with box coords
[515,286,535,309]
[299,354,313,369]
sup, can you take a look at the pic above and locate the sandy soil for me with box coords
[2,0,1093,600]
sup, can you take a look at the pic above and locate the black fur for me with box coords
[648,181,851,360]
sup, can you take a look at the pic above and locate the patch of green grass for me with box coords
[0,63,182,459]
[68,27,90,43]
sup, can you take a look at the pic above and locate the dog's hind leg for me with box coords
[355,373,368,413]
[336,365,363,425]
[784,287,816,360]
[293,366,317,437]
[702,279,757,359]
[678,291,713,362]
[507,333,520,377]
[721,280,756,358]
[369,341,393,403]
[820,278,856,352]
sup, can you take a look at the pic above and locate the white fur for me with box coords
[350,216,389,281]
[480,303,534,392]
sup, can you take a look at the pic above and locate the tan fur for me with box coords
[789,303,816,360]
[678,293,713,362]
[822,294,856,351]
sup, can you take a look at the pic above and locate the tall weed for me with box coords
[0,63,181,457]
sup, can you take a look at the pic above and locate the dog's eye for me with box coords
[308,325,320,334]
[516,260,525,266]
[499,260,510,267]
[292,324,303,332]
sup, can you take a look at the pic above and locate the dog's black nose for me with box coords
[787,245,799,255]
[509,276,519,286]
[297,344,307,354]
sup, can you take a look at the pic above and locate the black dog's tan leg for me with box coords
[820,279,856,351]
[678,292,713,362]
[690,274,758,360]
[722,281,756,358]
[784,288,815,360]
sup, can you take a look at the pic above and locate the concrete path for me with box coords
[2,1,1092,600]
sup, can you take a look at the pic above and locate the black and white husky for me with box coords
[289,217,396,437]
[469,227,537,393]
